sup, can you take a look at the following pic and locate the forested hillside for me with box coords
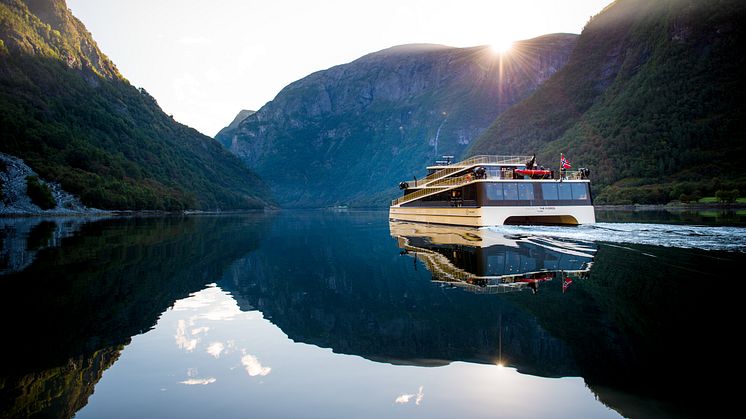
[468,0,746,204]
[0,0,272,210]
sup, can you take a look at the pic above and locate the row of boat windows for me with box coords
[485,182,589,201]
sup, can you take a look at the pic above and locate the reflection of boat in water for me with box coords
[390,221,595,294]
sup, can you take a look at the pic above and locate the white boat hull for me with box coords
[389,205,596,226]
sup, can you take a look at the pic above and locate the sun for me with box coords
[490,39,514,54]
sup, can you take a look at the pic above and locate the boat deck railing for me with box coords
[392,173,475,206]
[419,155,533,186]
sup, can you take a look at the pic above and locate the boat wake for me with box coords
[485,223,746,252]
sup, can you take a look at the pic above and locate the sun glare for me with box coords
[490,40,513,54]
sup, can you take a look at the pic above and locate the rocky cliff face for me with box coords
[217,35,578,207]
[2,0,120,80]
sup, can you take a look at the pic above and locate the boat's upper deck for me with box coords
[419,155,534,185]
[394,155,590,207]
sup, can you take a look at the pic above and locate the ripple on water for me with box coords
[485,223,746,252]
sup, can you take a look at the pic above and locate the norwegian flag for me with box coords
[561,154,572,169]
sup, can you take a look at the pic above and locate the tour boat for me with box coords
[389,155,596,226]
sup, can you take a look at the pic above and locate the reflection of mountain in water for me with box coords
[0,217,99,274]
[220,213,588,376]
[390,222,595,293]
[219,212,744,419]
[0,215,271,419]
[2,212,741,419]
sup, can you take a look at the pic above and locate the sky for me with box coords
[67,0,612,137]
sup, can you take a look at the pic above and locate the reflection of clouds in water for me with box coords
[172,285,271,380]
[207,342,225,358]
[173,285,249,353]
[394,394,412,404]
[180,378,216,385]
[191,326,210,335]
[172,284,244,321]
[241,353,271,377]
[395,386,424,405]
[180,368,215,385]
[175,319,197,351]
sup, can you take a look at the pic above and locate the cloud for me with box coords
[241,354,271,377]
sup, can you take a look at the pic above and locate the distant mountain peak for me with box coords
[215,109,256,138]
[228,110,255,129]
[362,43,453,57]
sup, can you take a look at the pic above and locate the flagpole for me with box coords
[559,153,563,182]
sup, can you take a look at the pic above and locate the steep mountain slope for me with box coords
[0,0,272,210]
[217,35,578,207]
[468,0,746,203]
[216,109,254,138]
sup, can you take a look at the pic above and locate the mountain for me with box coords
[0,0,272,211]
[467,0,746,204]
[216,109,254,138]
[217,35,578,207]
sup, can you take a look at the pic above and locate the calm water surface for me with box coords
[0,210,743,418]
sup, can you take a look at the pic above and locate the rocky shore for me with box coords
[0,153,106,216]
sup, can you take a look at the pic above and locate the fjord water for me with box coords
[0,211,743,418]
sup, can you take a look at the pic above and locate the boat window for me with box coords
[485,183,504,200]
[542,183,559,200]
[517,183,534,200]
[486,168,501,179]
[572,183,589,200]
[558,183,573,200]
[503,183,519,200]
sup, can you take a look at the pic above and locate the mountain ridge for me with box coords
[217,34,579,207]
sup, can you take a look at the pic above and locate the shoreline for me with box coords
[1,203,744,218]
[0,208,278,219]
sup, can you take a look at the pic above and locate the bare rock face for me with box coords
[9,0,121,79]
[0,152,98,215]
[216,35,578,207]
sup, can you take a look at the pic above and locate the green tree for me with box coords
[715,189,739,204]
[26,176,56,209]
